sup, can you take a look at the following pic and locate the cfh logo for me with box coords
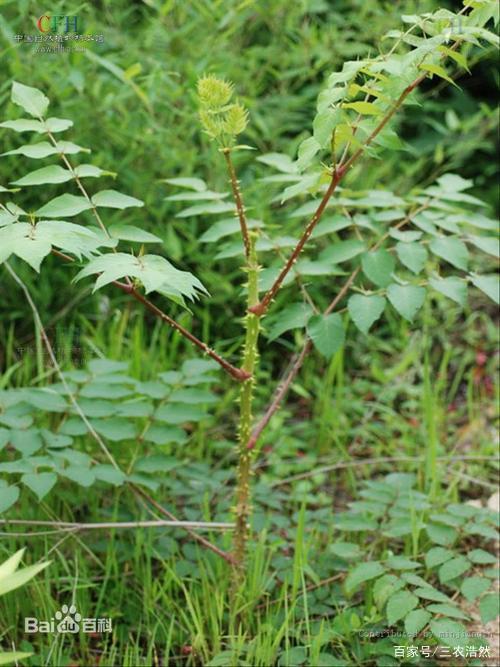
[36,15,80,33]
[25,604,112,634]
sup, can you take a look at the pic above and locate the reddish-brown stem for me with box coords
[50,251,250,382]
[249,166,345,317]
[117,283,251,382]
[250,73,427,319]
[222,148,250,258]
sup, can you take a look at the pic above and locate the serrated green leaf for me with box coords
[469,274,499,304]
[163,177,207,191]
[297,136,321,172]
[467,235,500,258]
[36,194,92,218]
[429,276,467,306]
[419,63,457,87]
[313,107,341,146]
[405,609,431,636]
[438,555,470,583]
[92,418,138,441]
[74,253,207,304]
[361,249,395,287]
[387,590,419,625]
[414,587,452,603]
[344,101,382,115]
[461,576,491,602]
[320,240,365,264]
[387,284,426,322]
[330,542,362,560]
[396,242,428,274]
[11,165,72,186]
[21,472,57,500]
[429,237,469,270]
[0,223,52,271]
[267,303,313,341]
[430,619,468,649]
[427,604,469,620]
[109,224,161,243]
[385,556,420,570]
[11,81,49,118]
[142,424,187,445]
[345,561,385,595]
[425,547,454,569]
[348,294,385,334]
[92,190,144,209]
[468,549,497,565]
[0,485,20,513]
[479,593,499,623]
[307,313,345,359]
[93,465,126,486]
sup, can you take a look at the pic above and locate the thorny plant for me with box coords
[0,2,498,606]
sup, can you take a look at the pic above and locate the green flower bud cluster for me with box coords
[197,75,248,145]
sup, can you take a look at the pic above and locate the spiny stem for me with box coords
[117,283,251,382]
[222,148,251,258]
[232,234,260,583]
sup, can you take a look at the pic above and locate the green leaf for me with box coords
[21,472,57,500]
[468,235,500,258]
[470,274,499,304]
[361,249,395,287]
[74,164,109,179]
[348,294,386,334]
[93,418,138,441]
[395,242,428,274]
[0,485,20,513]
[0,223,52,271]
[11,81,49,118]
[2,142,58,159]
[0,119,45,132]
[155,404,206,424]
[313,108,341,147]
[345,561,385,595]
[9,428,43,456]
[142,424,187,445]
[343,101,382,115]
[296,136,321,172]
[414,587,452,604]
[11,165,72,186]
[461,576,491,602]
[429,237,469,270]
[430,619,467,650]
[0,558,50,596]
[438,555,470,583]
[386,590,418,625]
[61,466,96,487]
[468,549,497,565]
[385,556,420,570]
[36,194,92,218]
[176,201,235,218]
[163,177,207,191]
[134,455,180,473]
[479,593,499,623]
[427,604,469,620]
[387,284,426,322]
[419,63,457,87]
[267,303,313,341]
[109,224,162,243]
[93,465,127,486]
[389,230,423,243]
[92,190,144,209]
[330,542,362,560]
[425,547,454,569]
[74,253,207,304]
[0,652,33,665]
[320,240,365,264]
[429,277,467,306]
[307,313,345,359]
[405,609,431,637]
